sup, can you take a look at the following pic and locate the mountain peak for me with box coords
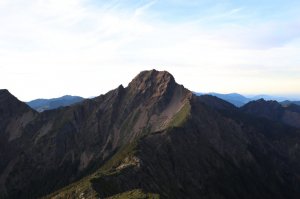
[130,69,175,86]
[248,98,281,107]
[241,98,284,122]
[0,89,36,125]
[0,89,16,103]
[0,89,10,95]
[3,71,300,199]
[128,69,176,95]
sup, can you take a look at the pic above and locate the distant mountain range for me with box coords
[25,93,299,113]
[1,70,300,198]
[197,92,250,107]
[27,95,84,112]
[281,100,300,106]
[195,92,300,107]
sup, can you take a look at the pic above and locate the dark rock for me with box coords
[1,71,300,199]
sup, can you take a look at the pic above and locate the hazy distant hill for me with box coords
[281,100,300,106]
[195,92,251,107]
[27,95,84,112]
[195,92,299,107]
[208,92,250,107]
[250,95,289,102]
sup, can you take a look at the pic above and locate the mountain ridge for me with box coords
[0,70,193,198]
[195,92,300,107]
[241,98,300,128]
[1,70,300,199]
[27,95,84,112]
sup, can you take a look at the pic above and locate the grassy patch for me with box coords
[43,140,140,198]
[107,189,160,199]
[42,175,98,199]
[168,102,191,127]
[98,141,138,174]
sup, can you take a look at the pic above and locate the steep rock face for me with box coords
[45,77,300,199]
[241,99,300,128]
[0,89,36,150]
[2,71,300,199]
[0,90,37,197]
[0,70,192,198]
[82,96,300,199]
[0,89,36,138]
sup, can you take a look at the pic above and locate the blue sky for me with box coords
[0,0,299,101]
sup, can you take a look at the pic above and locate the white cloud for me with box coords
[0,0,299,101]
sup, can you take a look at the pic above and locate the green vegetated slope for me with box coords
[43,139,161,198]
[168,102,191,127]
[44,102,192,198]
[106,189,159,199]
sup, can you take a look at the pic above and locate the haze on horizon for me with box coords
[0,0,300,101]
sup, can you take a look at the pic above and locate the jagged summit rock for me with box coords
[129,69,176,91]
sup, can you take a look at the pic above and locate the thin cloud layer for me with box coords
[0,0,299,100]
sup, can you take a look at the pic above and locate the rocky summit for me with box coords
[1,70,300,199]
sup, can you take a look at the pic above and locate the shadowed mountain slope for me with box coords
[197,94,237,111]
[241,99,300,128]
[0,70,191,198]
[281,100,300,106]
[206,93,250,107]
[46,92,300,199]
[1,71,300,199]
